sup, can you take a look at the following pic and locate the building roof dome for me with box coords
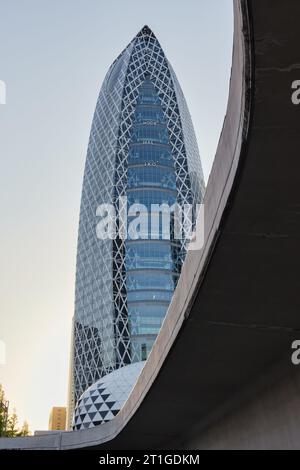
[73,362,145,430]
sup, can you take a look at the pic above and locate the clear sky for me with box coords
[0,0,233,432]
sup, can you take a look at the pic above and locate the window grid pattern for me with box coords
[125,79,179,361]
[72,26,205,408]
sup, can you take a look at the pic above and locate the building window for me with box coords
[141,344,147,361]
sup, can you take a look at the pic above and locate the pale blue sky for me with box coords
[0,0,233,431]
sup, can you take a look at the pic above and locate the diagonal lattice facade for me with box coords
[70,26,205,415]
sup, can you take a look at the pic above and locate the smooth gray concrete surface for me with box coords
[1,0,300,450]
[183,365,300,450]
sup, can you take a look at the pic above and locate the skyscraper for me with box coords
[48,407,66,431]
[69,26,204,425]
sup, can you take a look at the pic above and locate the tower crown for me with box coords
[137,25,155,38]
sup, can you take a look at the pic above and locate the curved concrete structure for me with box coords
[1,0,300,449]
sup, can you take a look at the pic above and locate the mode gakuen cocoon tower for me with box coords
[68,26,205,425]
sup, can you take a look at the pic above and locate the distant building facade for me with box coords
[48,407,66,431]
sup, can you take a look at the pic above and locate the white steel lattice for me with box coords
[71,26,205,409]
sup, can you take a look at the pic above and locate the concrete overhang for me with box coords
[1,0,300,450]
